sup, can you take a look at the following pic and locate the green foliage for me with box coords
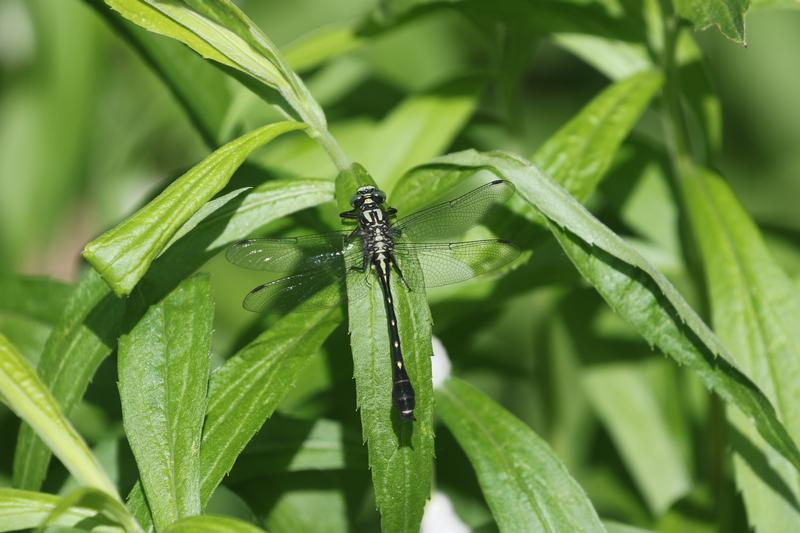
[118,274,213,529]
[3,0,800,532]
[437,377,605,532]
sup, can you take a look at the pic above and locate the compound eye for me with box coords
[375,190,387,203]
[349,194,360,207]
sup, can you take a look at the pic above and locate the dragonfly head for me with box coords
[350,186,387,209]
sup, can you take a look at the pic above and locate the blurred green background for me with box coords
[2,0,800,530]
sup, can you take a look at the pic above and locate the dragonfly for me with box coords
[226,179,520,420]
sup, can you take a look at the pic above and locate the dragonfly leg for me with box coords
[390,255,412,292]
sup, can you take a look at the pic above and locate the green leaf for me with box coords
[681,167,800,531]
[37,487,142,533]
[283,24,364,73]
[13,269,125,491]
[118,274,213,530]
[392,70,662,215]
[358,82,480,192]
[0,488,96,532]
[0,274,73,325]
[336,166,434,533]
[84,0,233,146]
[227,415,367,482]
[200,306,342,501]
[14,178,333,492]
[583,363,691,513]
[425,149,800,474]
[672,0,749,44]
[83,121,305,296]
[0,333,118,497]
[436,377,605,533]
[164,514,265,533]
[101,0,349,169]
[127,306,344,528]
[532,70,663,203]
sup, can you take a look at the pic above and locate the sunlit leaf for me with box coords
[127,305,344,528]
[532,70,663,203]
[83,121,306,296]
[14,179,333,492]
[118,274,213,530]
[0,334,118,497]
[336,164,434,533]
[424,149,800,473]
[681,167,800,531]
[437,377,605,532]
[0,488,96,532]
[583,363,691,513]
[37,487,142,533]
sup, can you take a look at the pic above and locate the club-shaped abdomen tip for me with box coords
[393,379,416,421]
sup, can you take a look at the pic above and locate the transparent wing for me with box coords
[225,231,351,272]
[242,268,370,313]
[237,237,369,314]
[392,180,515,242]
[393,240,520,288]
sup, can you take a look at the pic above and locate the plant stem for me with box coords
[316,128,352,173]
[657,0,695,176]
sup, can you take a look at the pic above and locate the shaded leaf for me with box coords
[437,377,605,533]
[0,333,118,497]
[0,275,73,325]
[118,274,213,530]
[83,121,306,296]
[228,415,367,482]
[14,178,333,492]
[85,0,233,146]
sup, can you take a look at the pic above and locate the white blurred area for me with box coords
[422,490,470,533]
[431,335,452,389]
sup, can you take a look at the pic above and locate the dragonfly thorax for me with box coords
[359,206,396,257]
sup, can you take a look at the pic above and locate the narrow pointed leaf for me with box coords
[336,165,434,533]
[118,274,213,530]
[0,488,97,532]
[532,70,663,203]
[425,150,800,473]
[14,179,333,492]
[83,121,305,296]
[437,377,605,533]
[681,167,800,531]
[583,363,691,513]
[127,305,344,528]
[13,270,125,491]
[101,0,329,137]
[0,334,118,497]
[673,0,749,44]
[37,487,142,533]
